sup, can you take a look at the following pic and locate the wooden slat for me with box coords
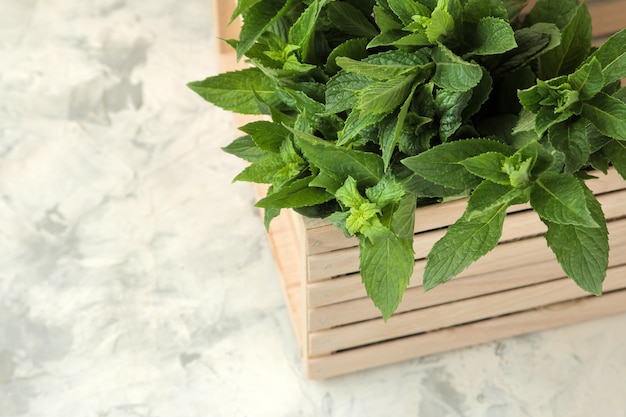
[308,264,626,357]
[306,289,626,379]
[307,186,626,281]
[588,0,626,38]
[307,213,626,308]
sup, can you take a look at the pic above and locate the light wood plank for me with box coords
[589,1,626,38]
[308,264,626,357]
[305,290,626,379]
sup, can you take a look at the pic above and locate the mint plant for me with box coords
[190,0,626,320]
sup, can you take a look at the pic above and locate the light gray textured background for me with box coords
[1,1,626,416]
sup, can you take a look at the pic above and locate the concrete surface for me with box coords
[1,1,626,416]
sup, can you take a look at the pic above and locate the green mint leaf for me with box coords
[467,17,517,56]
[462,67,493,119]
[535,105,575,137]
[255,176,333,209]
[537,2,592,79]
[231,0,263,22]
[568,57,604,100]
[365,175,405,209]
[517,80,548,114]
[423,182,510,290]
[263,206,281,231]
[289,0,332,61]
[581,92,626,141]
[603,140,626,179]
[290,128,384,191]
[359,233,415,320]
[336,49,430,80]
[465,181,528,219]
[277,89,341,139]
[222,135,268,163]
[334,177,390,240]
[425,8,455,44]
[347,204,383,237]
[530,173,599,228]
[357,73,417,115]
[381,83,419,169]
[342,0,376,16]
[431,44,483,92]
[328,210,352,238]
[494,23,561,75]
[390,193,417,240]
[373,4,403,32]
[335,57,418,80]
[387,0,430,26]
[187,68,281,115]
[309,170,340,191]
[338,110,386,146]
[233,154,285,184]
[325,71,370,114]
[368,30,411,49]
[403,175,465,198]
[441,0,463,24]
[543,184,608,296]
[325,38,369,75]
[519,77,582,136]
[459,152,510,185]
[585,28,626,86]
[393,32,432,48]
[239,120,289,152]
[237,0,295,60]
[335,176,367,208]
[515,140,556,180]
[327,2,378,38]
[525,0,579,29]
[365,49,431,66]
[502,151,534,188]
[435,89,473,141]
[463,0,508,24]
[402,138,513,189]
[548,119,590,174]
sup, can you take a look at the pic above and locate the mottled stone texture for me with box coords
[1,1,626,416]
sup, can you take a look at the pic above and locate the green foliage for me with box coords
[190,0,626,319]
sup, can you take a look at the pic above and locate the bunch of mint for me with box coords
[189,0,626,320]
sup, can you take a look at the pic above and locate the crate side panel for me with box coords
[305,290,626,379]
[309,234,626,331]
[307,265,626,357]
[307,179,626,281]
[306,213,626,307]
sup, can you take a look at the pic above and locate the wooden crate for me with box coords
[213,0,626,379]
[264,171,626,379]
